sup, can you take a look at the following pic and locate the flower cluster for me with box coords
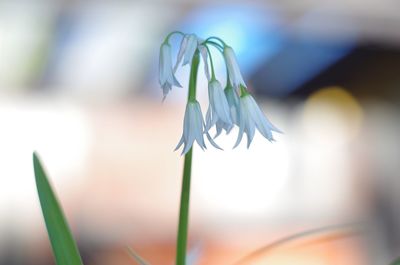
[159,32,282,155]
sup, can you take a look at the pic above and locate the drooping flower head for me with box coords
[205,79,232,131]
[159,42,182,98]
[175,100,206,155]
[214,83,240,137]
[223,46,247,90]
[175,100,221,155]
[175,34,199,70]
[160,32,282,153]
[198,44,211,81]
[234,86,282,148]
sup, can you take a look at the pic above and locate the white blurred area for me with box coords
[1,1,400,265]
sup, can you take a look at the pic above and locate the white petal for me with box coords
[247,96,282,141]
[176,102,194,155]
[162,43,182,89]
[159,44,167,85]
[245,111,256,148]
[205,105,218,132]
[183,34,198,66]
[214,120,233,138]
[225,86,240,125]
[181,141,193,155]
[208,80,232,130]
[193,102,206,149]
[206,110,215,128]
[212,82,232,124]
[223,46,246,89]
[214,120,224,138]
[240,96,257,147]
[206,131,223,150]
[198,45,211,81]
[174,135,185,151]
[172,74,182,88]
[234,99,246,148]
[182,111,195,155]
[162,83,172,98]
[174,35,188,72]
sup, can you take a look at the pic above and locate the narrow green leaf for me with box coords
[33,152,83,265]
[126,247,150,265]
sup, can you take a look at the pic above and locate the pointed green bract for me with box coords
[33,152,83,265]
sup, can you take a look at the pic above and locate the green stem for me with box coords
[164,31,185,44]
[176,49,200,265]
[203,41,229,85]
[203,40,224,51]
[176,148,193,265]
[205,36,227,47]
[188,50,200,101]
[204,44,216,80]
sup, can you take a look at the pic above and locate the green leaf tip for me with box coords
[126,247,151,265]
[33,152,84,265]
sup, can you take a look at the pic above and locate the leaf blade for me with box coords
[33,152,83,265]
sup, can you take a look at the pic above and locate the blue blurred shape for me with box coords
[180,5,357,98]
[252,8,358,97]
[254,38,355,97]
[180,4,283,74]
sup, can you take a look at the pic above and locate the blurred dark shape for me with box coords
[251,43,400,101]
[251,38,354,98]
[372,185,400,262]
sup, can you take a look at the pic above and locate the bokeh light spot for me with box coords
[302,86,364,147]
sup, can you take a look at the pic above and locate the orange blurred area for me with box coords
[126,231,365,265]
[0,95,393,264]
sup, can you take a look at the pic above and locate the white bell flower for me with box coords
[198,44,211,81]
[175,101,206,155]
[223,46,246,89]
[175,100,221,155]
[214,84,240,137]
[159,42,182,98]
[234,92,282,148]
[205,79,232,131]
[174,34,198,72]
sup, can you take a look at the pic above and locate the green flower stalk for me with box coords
[176,147,193,265]
[175,49,200,265]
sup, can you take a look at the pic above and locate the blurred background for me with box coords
[1,0,400,264]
